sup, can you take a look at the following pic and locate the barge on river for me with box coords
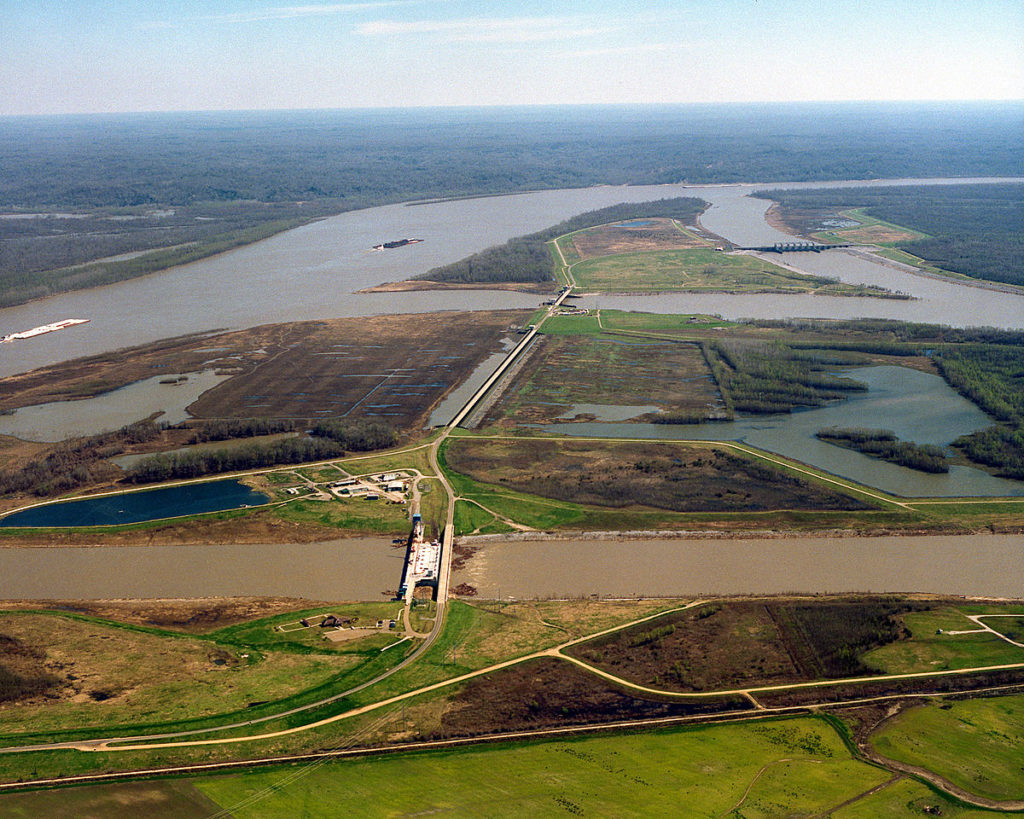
[1,318,89,343]
[372,238,424,251]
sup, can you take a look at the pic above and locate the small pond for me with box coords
[0,479,269,527]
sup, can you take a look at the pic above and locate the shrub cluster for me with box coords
[934,345,1024,426]
[953,426,1024,479]
[182,418,297,444]
[309,419,398,451]
[0,420,161,497]
[125,419,397,484]
[125,437,348,483]
[707,341,866,415]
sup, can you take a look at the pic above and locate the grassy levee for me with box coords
[571,247,893,296]
[272,496,409,533]
[453,499,503,536]
[183,716,890,818]
[870,245,980,283]
[599,310,741,333]
[337,444,436,478]
[869,694,1024,802]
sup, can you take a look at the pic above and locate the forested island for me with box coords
[816,427,949,473]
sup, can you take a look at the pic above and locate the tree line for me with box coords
[705,340,866,416]
[816,427,949,473]
[0,421,161,497]
[125,419,397,484]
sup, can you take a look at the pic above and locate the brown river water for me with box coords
[0,539,403,601]
[454,534,1024,600]
[2,533,1020,601]
[1,176,1021,378]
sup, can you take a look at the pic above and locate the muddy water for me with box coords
[1,177,1020,378]
[454,534,1024,599]
[0,539,403,600]
[0,370,229,442]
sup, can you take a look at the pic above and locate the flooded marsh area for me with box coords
[538,366,1024,498]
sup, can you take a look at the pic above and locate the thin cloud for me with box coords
[203,2,415,25]
[565,43,678,58]
[357,16,617,43]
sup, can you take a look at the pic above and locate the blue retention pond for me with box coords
[0,480,270,528]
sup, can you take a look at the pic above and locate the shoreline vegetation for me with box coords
[0,217,318,309]
[404,199,903,299]
[0,314,1022,537]
[815,427,949,473]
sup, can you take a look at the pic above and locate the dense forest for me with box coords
[418,198,705,284]
[4,104,1020,209]
[757,184,1024,286]
[704,341,866,416]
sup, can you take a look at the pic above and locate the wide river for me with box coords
[454,534,1024,599]
[0,539,402,600]
[3,533,1018,600]
[1,176,1021,378]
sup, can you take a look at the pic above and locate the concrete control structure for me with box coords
[399,513,441,602]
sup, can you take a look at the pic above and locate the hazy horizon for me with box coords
[3,0,1021,116]
[3,98,1022,121]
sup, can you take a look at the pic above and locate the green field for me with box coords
[0,604,415,747]
[864,607,1024,673]
[869,694,1024,802]
[832,776,1013,818]
[189,718,887,818]
[571,247,895,296]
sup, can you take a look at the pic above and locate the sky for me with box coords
[1,0,1022,115]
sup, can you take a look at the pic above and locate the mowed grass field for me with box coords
[191,718,888,818]
[864,606,1024,673]
[869,694,1024,802]
[571,247,887,295]
[831,776,1011,818]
